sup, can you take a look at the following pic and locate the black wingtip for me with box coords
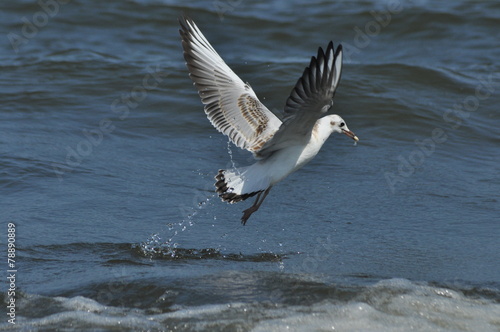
[178,15,188,37]
[327,41,334,52]
[178,15,197,37]
[283,41,343,117]
[315,41,334,61]
[324,41,342,60]
[335,43,342,58]
[178,14,191,25]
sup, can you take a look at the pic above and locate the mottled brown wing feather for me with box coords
[179,16,282,156]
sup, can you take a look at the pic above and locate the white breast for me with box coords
[261,120,333,185]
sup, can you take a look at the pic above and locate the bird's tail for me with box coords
[215,164,270,203]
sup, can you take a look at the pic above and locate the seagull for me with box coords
[179,16,358,225]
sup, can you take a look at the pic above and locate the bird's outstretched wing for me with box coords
[179,16,282,155]
[257,42,343,157]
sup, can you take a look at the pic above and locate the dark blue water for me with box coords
[1,0,499,330]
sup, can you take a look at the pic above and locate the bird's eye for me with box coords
[340,122,345,127]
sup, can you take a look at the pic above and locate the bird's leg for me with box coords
[241,187,272,225]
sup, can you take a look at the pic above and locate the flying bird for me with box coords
[179,16,358,225]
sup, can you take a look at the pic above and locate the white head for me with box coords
[326,114,359,141]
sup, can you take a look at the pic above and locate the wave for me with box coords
[2,277,498,331]
[135,244,285,262]
[20,242,286,268]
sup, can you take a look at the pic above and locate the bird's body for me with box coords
[179,17,358,224]
[219,115,342,198]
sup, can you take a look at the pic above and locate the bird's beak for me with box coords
[342,129,359,142]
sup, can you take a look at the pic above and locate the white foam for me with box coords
[4,279,499,331]
[2,295,162,331]
[27,311,162,330]
[253,279,500,332]
[56,295,108,313]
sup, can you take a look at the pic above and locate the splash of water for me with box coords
[226,140,244,176]
[138,141,285,269]
[139,141,237,259]
[139,194,215,258]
